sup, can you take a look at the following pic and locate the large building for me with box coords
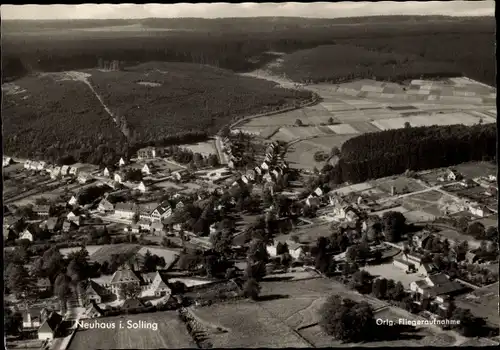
[114,202,138,220]
[137,147,158,159]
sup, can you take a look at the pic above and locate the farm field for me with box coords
[371,177,427,195]
[86,244,142,264]
[68,312,195,350]
[456,282,500,328]
[285,135,353,169]
[190,302,312,348]
[371,112,486,131]
[59,245,103,257]
[399,190,463,217]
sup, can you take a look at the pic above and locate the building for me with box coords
[118,157,126,167]
[137,147,158,159]
[85,301,105,319]
[468,204,491,218]
[141,163,152,175]
[37,311,62,341]
[393,257,417,272]
[103,167,111,177]
[150,202,173,222]
[3,157,13,167]
[240,175,250,184]
[136,181,147,193]
[97,199,114,213]
[114,203,138,220]
[121,298,145,310]
[460,179,476,188]
[109,266,141,299]
[50,166,61,179]
[33,205,51,217]
[254,166,262,176]
[148,272,172,297]
[150,221,166,235]
[62,221,77,233]
[137,219,152,231]
[60,165,70,176]
[266,240,304,260]
[412,231,432,249]
[114,172,125,184]
[44,217,62,232]
[246,169,256,181]
[417,262,439,277]
[172,170,188,182]
[78,173,91,184]
[446,169,461,181]
[488,174,497,182]
[85,280,110,304]
[306,196,321,207]
[22,309,41,329]
[20,229,34,241]
[261,161,270,171]
[263,173,273,183]
[410,273,466,302]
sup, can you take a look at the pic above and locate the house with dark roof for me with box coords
[33,205,51,217]
[37,311,62,341]
[147,272,172,297]
[97,199,114,213]
[85,301,105,319]
[150,201,173,222]
[114,202,138,220]
[43,217,62,232]
[410,273,466,303]
[109,266,142,299]
[22,308,42,329]
[85,280,111,304]
[418,262,439,277]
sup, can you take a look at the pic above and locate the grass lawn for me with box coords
[88,244,141,264]
[68,312,195,349]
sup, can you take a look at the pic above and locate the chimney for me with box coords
[391,186,396,196]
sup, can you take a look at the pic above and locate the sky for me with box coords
[1,2,495,20]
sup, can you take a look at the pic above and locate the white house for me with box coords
[3,157,12,167]
[22,310,41,329]
[136,181,147,193]
[118,158,126,167]
[36,161,46,171]
[240,175,250,184]
[313,187,324,197]
[97,199,114,213]
[50,166,61,179]
[306,196,321,207]
[141,164,151,176]
[69,166,79,176]
[114,172,124,184]
[60,165,70,176]
[20,229,33,241]
[114,202,138,220]
[446,169,460,181]
[68,196,78,206]
[255,166,263,176]
[24,160,32,169]
[37,311,62,341]
[150,202,173,222]
[103,167,111,177]
[261,161,270,171]
[468,204,491,217]
[266,240,304,260]
[77,174,91,184]
[488,174,497,182]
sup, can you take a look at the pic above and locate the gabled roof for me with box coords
[87,280,108,297]
[151,272,170,292]
[110,267,141,284]
[152,201,173,216]
[85,301,104,317]
[427,273,451,286]
[38,311,62,333]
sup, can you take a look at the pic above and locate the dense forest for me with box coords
[330,124,497,184]
[2,63,311,165]
[2,17,495,85]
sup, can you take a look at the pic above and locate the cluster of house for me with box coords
[21,159,99,184]
[3,156,14,167]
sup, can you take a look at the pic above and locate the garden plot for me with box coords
[331,182,374,196]
[137,247,178,268]
[88,244,141,264]
[349,121,382,133]
[403,210,437,223]
[60,245,103,258]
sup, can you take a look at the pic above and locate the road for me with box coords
[214,136,229,165]
[377,181,461,204]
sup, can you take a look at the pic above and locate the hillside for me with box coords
[269,30,495,86]
[1,62,312,165]
[2,17,494,84]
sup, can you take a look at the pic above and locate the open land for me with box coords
[455,282,500,327]
[68,312,195,350]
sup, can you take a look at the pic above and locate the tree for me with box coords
[466,222,485,239]
[349,270,372,293]
[6,264,34,299]
[328,117,335,125]
[382,211,406,242]
[389,281,406,301]
[243,278,261,301]
[404,121,411,128]
[120,283,142,300]
[330,146,341,157]
[456,217,469,233]
[210,230,233,257]
[371,278,388,299]
[295,119,303,126]
[247,239,269,263]
[4,308,23,336]
[319,295,374,342]
[485,226,498,242]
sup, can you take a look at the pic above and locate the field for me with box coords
[285,135,353,169]
[361,261,419,289]
[371,112,485,131]
[85,244,142,264]
[68,312,195,350]
[371,177,427,195]
[60,245,103,257]
[455,282,500,327]
[181,140,218,157]
[137,247,179,268]
[399,190,463,217]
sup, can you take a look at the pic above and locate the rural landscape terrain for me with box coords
[2,8,499,350]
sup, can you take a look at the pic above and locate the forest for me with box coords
[2,17,495,85]
[331,124,497,184]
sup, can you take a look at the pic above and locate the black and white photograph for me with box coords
[2,2,498,349]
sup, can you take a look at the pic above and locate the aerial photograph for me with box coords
[1,1,498,349]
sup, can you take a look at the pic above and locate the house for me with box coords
[118,157,126,167]
[60,165,70,176]
[114,172,125,184]
[246,170,256,181]
[34,205,51,217]
[172,170,188,182]
[263,173,273,183]
[137,219,152,231]
[412,231,432,249]
[410,273,466,302]
[306,196,321,207]
[35,278,51,292]
[137,147,158,159]
[261,161,270,170]
[333,205,358,222]
[254,166,262,176]
[3,156,13,167]
[468,204,491,217]
[103,167,111,177]
[37,311,63,341]
[44,217,62,232]
[266,240,304,260]
[446,169,461,181]
[150,221,166,235]
[85,301,105,319]
[68,196,78,206]
[138,202,159,221]
[271,169,280,180]
[109,266,142,299]
[313,187,324,197]
[460,179,476,188]
[69,166,79,177]
[417,262,439,277]
[150,202,173,222]
[85,280,110,304]
[77,173,91,184]
[124,224,140,234]
[488,174,497,182]
[175,201,185,210]
[62,221,77,233]
[136,181,147,193]
[98,199,114,213]
[141,163,152,175]
[465,251,479,264]
[22,309,41,329]
[240,175,250,184]
[20,229,33,241]
[50,166,61,179]
[114,202,138,220]
[148,272,172,297]
[345,210,360,223]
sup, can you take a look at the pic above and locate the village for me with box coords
[3,132,499,349]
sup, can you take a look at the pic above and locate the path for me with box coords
[377,182,460,204]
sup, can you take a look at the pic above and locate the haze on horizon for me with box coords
[1,2,494,20]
